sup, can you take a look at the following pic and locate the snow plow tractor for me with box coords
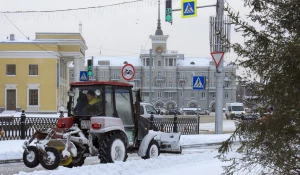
[65,81,181,163]
[22,81,181,170]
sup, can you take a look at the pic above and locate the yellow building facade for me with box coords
[0,33,87,113]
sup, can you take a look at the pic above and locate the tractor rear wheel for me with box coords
[142,139,160,159]
[23,146,40,168]
[40,147,61,170]
[98,132,128,163]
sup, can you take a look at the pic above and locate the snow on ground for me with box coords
[0,112,253,175]
[0,134,256,175]
[0,134,233,161]
[0,111,63,118]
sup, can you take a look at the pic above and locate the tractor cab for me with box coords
[65,81,136,136]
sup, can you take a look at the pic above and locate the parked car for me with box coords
[185,110,196,115]
[241,112,259,121]
[197,109,210,115]
[155,108,167,115]
[166,109,182,115]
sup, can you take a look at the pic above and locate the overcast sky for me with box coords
[0,0,251,75]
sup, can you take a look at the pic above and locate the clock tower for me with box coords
[150,0,169,54]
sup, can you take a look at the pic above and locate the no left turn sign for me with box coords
[121,64,135,80]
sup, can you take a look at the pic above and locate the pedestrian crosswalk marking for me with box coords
[193,77,203,88]
[184,3,194,14]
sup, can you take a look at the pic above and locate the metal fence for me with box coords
[0,116,57,141]
[149,115,199,135]
[0,114,199,141]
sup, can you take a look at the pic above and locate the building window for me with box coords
[6,64,16,75]
[71,73,74,78]
[146,58,150,66]
[168,92,172,98]
[201,92,206,98]
[29,89,38,105]
[29,65,38,75]
[225,82,229,88]
[157,71,161,78]
[113,72,118,79]
[169,72,172,77]
[180,72,184,79]
[158,61,161,66]
[225,92,229,99]
[146,82,149,87]
[214,82,216,87]
[169,82,172,87]
[158,83,162,87]
[169,58,173,66]
[158,92,162,98]
[136,82,140,87]
[102,71,106,77]
[212,93,215,98]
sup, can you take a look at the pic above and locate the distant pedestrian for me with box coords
[0,128,4,136]
[58,105,65,117]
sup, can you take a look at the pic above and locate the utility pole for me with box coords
[149,49,153,103]
[215,0,224,134]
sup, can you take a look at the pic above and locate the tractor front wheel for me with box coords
[40,147,61,170]
[23,146,40,168]
[98,132,128,163]
[142,139,160,159]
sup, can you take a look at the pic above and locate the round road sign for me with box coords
[121,64,135,80]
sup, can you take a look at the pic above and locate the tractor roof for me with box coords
[70,81,133,87]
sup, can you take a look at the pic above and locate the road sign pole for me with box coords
[149,49,152,104]
[215,0,224,134]
[197,90,200,134]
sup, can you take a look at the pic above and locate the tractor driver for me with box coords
[82,90,102,115]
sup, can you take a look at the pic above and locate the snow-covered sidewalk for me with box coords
[0,134,232,160]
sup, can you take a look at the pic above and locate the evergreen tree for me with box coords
[218,0,300,174]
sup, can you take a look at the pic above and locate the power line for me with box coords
[0,0,147,14]
[3,13,59,58]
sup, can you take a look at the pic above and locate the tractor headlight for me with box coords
[231,111,235,114]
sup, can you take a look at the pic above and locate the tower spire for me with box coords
[155,0,163,35]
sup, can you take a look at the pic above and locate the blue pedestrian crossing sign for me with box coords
[181,0,197,18]
[193,76,205,90]
[79,71,88,81]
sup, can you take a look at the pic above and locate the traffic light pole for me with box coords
[166,0,225,134]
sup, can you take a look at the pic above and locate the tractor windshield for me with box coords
[70,86,104,116]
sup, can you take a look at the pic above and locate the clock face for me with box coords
[156,46,163,54]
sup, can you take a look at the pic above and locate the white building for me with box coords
[69,3,237,112]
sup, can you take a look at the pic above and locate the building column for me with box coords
[74,56,84,82]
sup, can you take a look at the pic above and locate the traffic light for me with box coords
[165,0,172,24]
[87,59,93,77]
